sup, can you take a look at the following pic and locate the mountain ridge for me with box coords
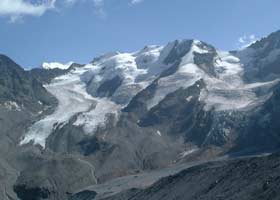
[1,30,280,200]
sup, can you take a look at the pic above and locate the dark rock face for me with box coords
[68,190,97,200]
[29,68,66,84]
[0,55,56,112]
[14,185,51,200]
[164,40,193,64]
[138,80,211,145]
[122,80,158,117]
[96,76,123,97]
[233,82,280,153]
[30,63,84,84]
[240,30,280,82]
[102,153,280,200]
[78,137,113,156]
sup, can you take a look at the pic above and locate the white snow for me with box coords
[134,45,163,69]
[156,130,162,136]
[186,96,193,102]
[192,40,209,54]
[180,148,198,158]
[1,101,21,111]
[42,61,74,70]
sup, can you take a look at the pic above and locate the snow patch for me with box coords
[186,96,193,102]
[1,101,21,111]
[156,130,162,136]
[180,148,198,158]
[42,61,74,70]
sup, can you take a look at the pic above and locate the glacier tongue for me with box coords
[20,67,96,148]
[20,65,121,148]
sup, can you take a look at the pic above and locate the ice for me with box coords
[73,98,120,134]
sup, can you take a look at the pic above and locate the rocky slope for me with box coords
[98,152,280,200]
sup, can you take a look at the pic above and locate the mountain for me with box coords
[1,30,280,200]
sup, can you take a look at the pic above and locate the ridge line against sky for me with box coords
[0,0,280,68]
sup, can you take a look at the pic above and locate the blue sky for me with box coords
[0,0,280,68]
